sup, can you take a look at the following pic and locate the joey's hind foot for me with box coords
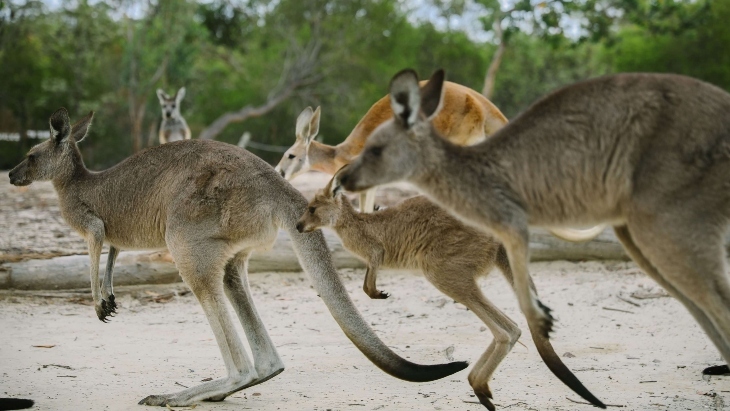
[369,290,390,299]
[474,387,495,411]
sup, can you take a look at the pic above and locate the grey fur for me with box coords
[340,69,730,385]
[8,108,467,407]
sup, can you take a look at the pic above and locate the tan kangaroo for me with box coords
[275,93,604,241]
[8,108,467,407]
[339,69,730,388]
[296,168,604,410]
[156,87,191,144]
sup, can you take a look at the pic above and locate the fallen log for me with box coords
[5,227,725,291]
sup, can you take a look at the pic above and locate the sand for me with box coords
[1,261,727,411]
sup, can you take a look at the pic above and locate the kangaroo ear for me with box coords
[308,106,321,143]
[420,69,445,120]
[49,108,71,143]
[296,107,315,143]
[329,165,348,196]
[156,89,168,104]
[389,69,421,129]
[175,87,186,104]
[71,111,94,143]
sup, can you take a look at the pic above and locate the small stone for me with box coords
[563,352,576,358]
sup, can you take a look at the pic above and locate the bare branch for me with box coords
[198,36,321,141]
[482,18,506,99]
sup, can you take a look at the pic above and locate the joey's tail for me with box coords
[496,246,606,408]
[287,224,467,382]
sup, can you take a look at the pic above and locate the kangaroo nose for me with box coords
[295,222,304,233]
[280,169,286,178]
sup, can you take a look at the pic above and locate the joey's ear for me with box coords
[156,89,168,104]
[49,108,71,143]
[71,111,94,143]
[295,106,314,142]
[389,69,421,129]
[307,106,321,143]
[329,165,349,197]
[175,87,186,103]
[420,69,445,120]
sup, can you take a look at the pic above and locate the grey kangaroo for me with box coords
[296,168,604,410]
[156,87,191,144]
[8,108,466,407]
[339,69,730,392]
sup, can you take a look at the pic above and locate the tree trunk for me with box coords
[482,18,506,99]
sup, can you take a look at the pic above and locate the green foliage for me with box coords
[0,0,727,169]
[608,0,730,90]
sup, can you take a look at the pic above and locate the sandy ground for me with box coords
[1,261,728,411]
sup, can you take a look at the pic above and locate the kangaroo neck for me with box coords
[307,141,339,174]
[51,145,91,192]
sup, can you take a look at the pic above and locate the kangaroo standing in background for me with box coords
[157,87,191,144]
[296,168,604,410]
[277,100,604,241]
[339,69,730,392]
[8,108,466,407]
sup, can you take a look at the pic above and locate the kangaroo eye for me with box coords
[171,104,176,109]
[288,154,296,159]
[309,207,316,214]
[369,146,383,157]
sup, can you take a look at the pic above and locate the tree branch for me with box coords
[482,17,506,99]
[198,35,321,141]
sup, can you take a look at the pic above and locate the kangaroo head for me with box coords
[156,87,186,120]
[339,69,445,192]
[9,108,93,186]
[275,106,321,180]
[296,165,348,233]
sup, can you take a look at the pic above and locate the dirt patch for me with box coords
[0,262,726,410]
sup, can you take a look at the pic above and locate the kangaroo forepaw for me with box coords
[535,299,555,338]
[96,295,117,322]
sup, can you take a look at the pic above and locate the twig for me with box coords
[566,397,625,407]
[57,375,77,378]
[602,306,634,314]
[175,382,189,388]
[640,380,657,383]
[617,295,641,307]
[43,364,72,370]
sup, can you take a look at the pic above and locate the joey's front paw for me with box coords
[96,294,116,322]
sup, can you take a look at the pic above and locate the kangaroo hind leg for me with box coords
[426,270,519,411]
[139,245,258,407]
[217,251,285,397]
[625,213,730,364]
